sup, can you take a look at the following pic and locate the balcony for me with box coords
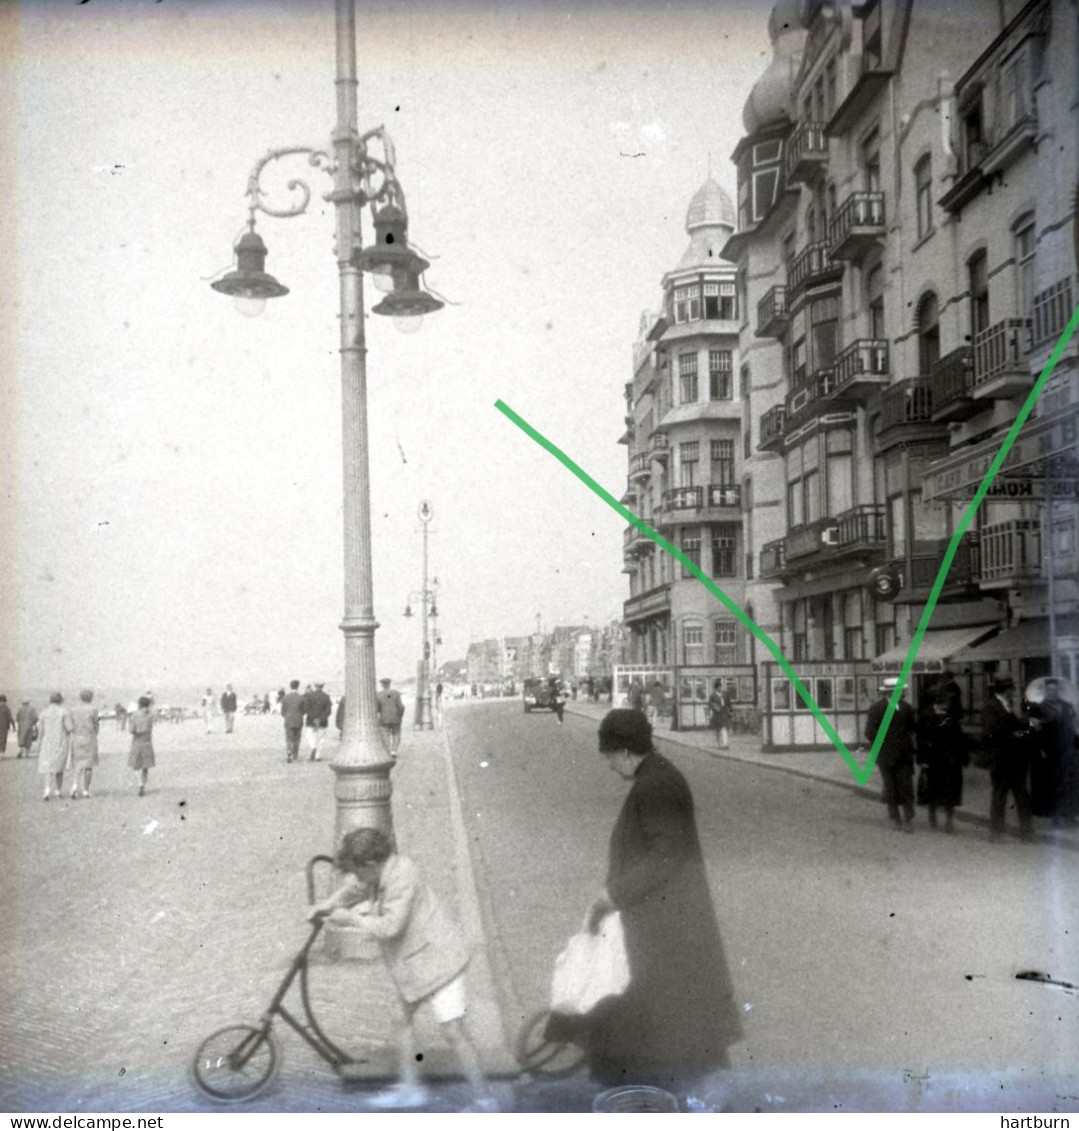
[833,504,887,558]
[703,483,742,511]
[1032,277,1074,351]
[649,431,670,462]
[829,191,885,262]
[973,318,1033,400]
[878,378,946,448]
[756,284,789,339]
[828,338,890,403]
[623,583,672,624]
[785,120,828,185]
[982,109,1038,178]
[787,241,842,302]
[760,538,786,579]
[759,404,787,452]
[980,519,1041,588]
[628,452,651,483]
[662,486,703,512]
[785,517,839,563]
[903,538,982,597]
[930,346,976,422]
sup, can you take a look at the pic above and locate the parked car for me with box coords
[522,677,559,713]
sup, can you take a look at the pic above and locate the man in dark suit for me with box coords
[301,681,333,762]
[280,680,304,763]
[981,674,1033,841]
[866,676,917,832]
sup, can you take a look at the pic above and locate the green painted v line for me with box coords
[496,304,1079,786]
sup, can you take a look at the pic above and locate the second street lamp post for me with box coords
[403,500,438,729]
[210,0,441,851]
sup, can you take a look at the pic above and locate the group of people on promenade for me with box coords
[866,671,1078,839]
[2,689,158,799]
[277,677,407,762]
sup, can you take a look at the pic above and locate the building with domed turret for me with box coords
[722,0,1078,750]
[620,177,756,729]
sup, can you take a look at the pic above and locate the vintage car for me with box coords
[522,677,559,713]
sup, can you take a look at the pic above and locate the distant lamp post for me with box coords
[406,500,438,729]
[209,0,442,850]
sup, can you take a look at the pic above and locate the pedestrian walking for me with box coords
[916,687,968,833]
[376,678,405,754]
[115,702,127,731]
[35,692,74,800]
[128,695,155,796]
[309,827,496,1112]
[335,695,346,735]
[708,679,733,750]
[201,688,214,734]
[981,675,1034,842]
[68,689,100,799]
[301,681,333,761]
[577,708,742,1091]
[551,680,566,725]
[866,677,917,833]
[434,682,443,727]
[645,679,666,730]
[16,698,38,759]
[0,694,14,755]
[1029,677,1078,828]
[220,684,238,734]
[280,680,304,763]
[627,677,645,713]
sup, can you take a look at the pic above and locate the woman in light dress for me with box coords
[35,692,73,801]
[128,695,155,796]
[69,689,100,799]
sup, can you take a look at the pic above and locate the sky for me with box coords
[1,0,773,698]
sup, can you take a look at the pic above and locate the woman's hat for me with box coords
[598,708,652,755]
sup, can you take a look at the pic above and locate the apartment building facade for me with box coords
[622,178,756,728]
[722,0,1077,748]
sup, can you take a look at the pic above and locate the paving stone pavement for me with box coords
[0,712,515,1114]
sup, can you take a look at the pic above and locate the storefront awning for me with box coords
[952,615,1079,663]
[871,625,999,673]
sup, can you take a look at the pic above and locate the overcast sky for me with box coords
[1,0,772,696]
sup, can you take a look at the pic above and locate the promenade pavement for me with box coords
[0,708,515,1115]
[564,698,1079,849]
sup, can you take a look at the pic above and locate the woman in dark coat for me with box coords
[916,690,969,832]
[583,708,742,1089]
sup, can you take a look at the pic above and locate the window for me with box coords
[1015,215,1035,318]
[679,441,699,488]
[867,261,886,339]
[674,286,701,324]
[1000,54,1028,131]
[711,438,735,485]
[809,296,839,372]
[861,127,881,194]
[679,353,698,403]
[683,621,704,664]
[704,283,736,320]
[825,429,853,515]
[888,493,906,557]
[714,619,738,664]
[752,169,780,222]
[962,95,984,172]
[711,524,738,577]
[681,526,701,579]
[917,292,940,374]
[969,251,989,336]
[915,155,933,239]
[709,350,733,399]
[825,58,837,116]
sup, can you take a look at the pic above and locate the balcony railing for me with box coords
[835,504,886,553]
[785,120,828,185]
[760,538,786,578]
[628,452,650,481]
[1032,277,1074,350]
[649,431,670,461]
[663,486,703,511]
[787,240,841,300]
[980,519,1041,586]
[624,583,672,623]
[786,517,839,562]
[906,538,981,592]
[705,483,742,508]
[759,404,787,451]
[982,109,1039,177]
[829,191,885,261]
[930,346,976,421]
[829,338,889,401]
[973,318,1033,398]
[881,377,933,427]
[756,284,789,338]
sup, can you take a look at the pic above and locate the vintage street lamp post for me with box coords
[403,500,438,730]
[210,0,441,850]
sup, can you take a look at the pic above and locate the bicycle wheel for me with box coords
[514,1009,585,1078]
[192,1024,279,1102]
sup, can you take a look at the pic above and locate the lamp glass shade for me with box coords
[394,314,424,334]
[233,294,267,318]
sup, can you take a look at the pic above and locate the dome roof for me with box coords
[685,177,735,233]
[742,1,807,135]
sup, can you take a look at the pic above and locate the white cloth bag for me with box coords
[549,912,630,1015]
